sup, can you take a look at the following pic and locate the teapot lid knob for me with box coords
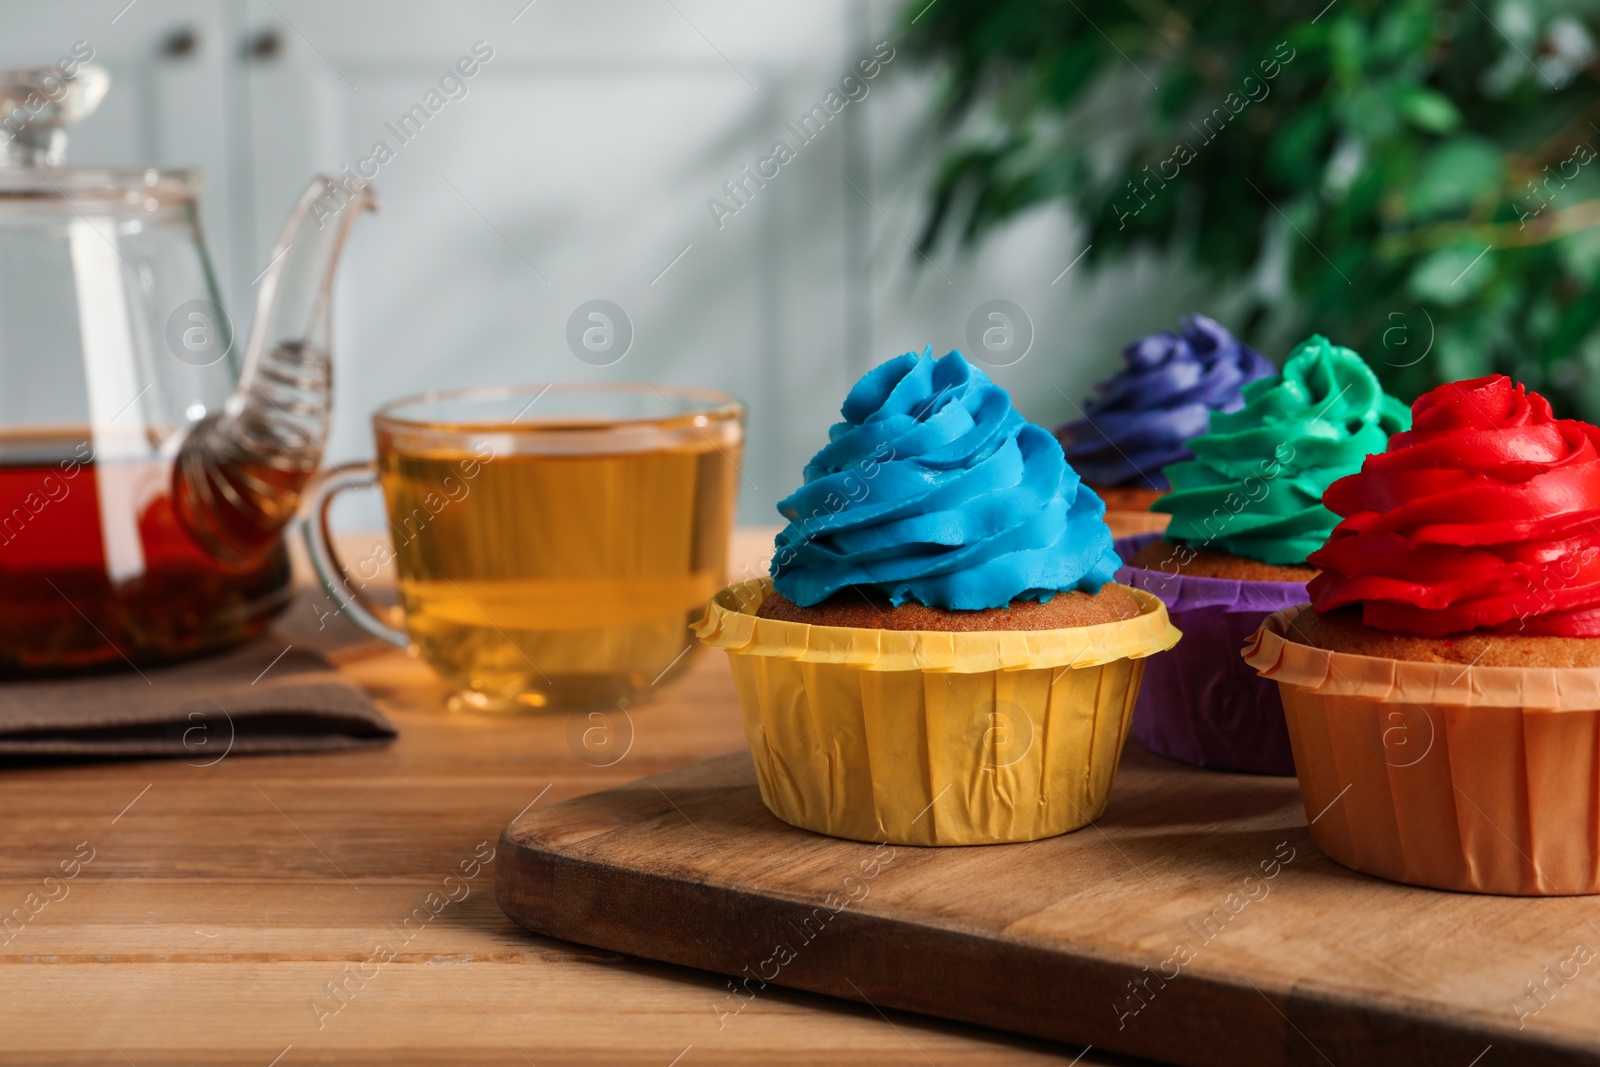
[0,64,109,169]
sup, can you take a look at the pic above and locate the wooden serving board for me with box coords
[497,744,1600,1066]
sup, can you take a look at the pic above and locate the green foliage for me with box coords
[902,0,1600,415]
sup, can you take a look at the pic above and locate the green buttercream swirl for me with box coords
[1151,335,1410,565]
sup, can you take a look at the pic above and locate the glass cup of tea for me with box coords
[303,383,745,712]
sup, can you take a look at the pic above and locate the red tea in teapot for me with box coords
[0,432,291,674]
[0,60,374,674]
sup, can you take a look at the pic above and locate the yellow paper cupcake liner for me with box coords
[695,579,1181,846]
[1245,607,1600,895]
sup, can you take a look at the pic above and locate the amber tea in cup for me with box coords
[305,384,743,711]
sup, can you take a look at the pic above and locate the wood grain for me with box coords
[0,528,1125,1067]
[497,738,1600,1065]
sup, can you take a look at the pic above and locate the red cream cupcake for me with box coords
[1245,375,1600,894]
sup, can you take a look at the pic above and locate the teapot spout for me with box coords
[175,175,377,564]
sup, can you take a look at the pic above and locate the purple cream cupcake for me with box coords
[1056,315,1272,528]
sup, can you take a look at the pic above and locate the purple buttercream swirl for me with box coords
[1054,314,1273,489]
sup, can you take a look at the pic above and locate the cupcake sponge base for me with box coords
[1294,606,1600,668]
[755,586,1143,631]
[1128,539,1316,584]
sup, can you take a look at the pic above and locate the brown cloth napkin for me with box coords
[0,633,397,761]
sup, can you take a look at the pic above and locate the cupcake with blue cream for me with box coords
[696,348,1180,846]
[761,347,1137,630]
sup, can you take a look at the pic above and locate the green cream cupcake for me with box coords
[1115,335,1409,774]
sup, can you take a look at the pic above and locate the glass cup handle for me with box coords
[301,462,410,648]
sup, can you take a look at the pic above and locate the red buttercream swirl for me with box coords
[1308,375,1600,637]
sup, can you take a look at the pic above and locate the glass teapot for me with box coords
[0,65,374,674]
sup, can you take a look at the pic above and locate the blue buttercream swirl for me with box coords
[770,348,1121,610]
[1055,314,1274,489]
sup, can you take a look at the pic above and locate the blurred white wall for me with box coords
[1,0,1217,524]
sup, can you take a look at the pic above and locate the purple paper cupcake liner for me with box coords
[1114,533,1307,776]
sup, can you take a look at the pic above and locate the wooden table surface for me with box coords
[1,528,1154,1067]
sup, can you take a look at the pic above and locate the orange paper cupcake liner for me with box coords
[695,578,1180,846]
[1244,606,1600,895]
